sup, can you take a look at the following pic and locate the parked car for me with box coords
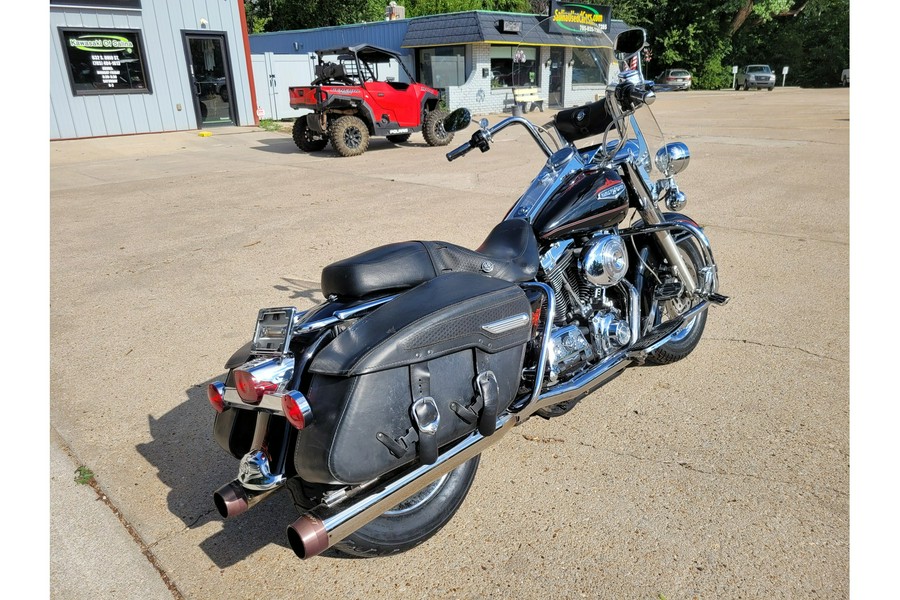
[736,65,776,91]
[840,69,849,86]
[655,69,692,90]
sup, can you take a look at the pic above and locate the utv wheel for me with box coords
[324,455,480,557]
[292,118,327,152]
[422,110,454,147]
[330,115,370,157]
[646,239,708,365]
[386,133,411,143]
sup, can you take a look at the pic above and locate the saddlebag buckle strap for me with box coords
[474,370,500,437]
[409,363,439,465]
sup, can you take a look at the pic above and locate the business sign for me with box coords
[549,1,612,34]
[60,29,151,95]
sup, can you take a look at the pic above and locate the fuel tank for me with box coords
[532,167,629,241]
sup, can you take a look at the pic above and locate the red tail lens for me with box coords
[282,391,313,430]
[233,370,278,404]
[208,382,226,413]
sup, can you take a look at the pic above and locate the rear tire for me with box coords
[422,110,454,147]
[328,455,480,557]
[386,133,411,143]
[292,118,327,152]
[330,115,370,157]
[645,240,708,365]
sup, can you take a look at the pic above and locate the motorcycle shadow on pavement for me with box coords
[137,377,297,567]
[273,277,324,304]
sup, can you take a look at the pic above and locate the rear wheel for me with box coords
[646,239,708,365]
[386,133,411,143]
[330,115,370,157]
[327,455,480,557]
[422,110,454,146]
[292,118,327,152]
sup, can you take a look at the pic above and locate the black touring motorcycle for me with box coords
[205,28,728,559]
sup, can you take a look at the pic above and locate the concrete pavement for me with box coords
[50,88,849,599]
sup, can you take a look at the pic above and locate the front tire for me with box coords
[646,239,708,365]
[422,110,454,146]
[292,118,328,152]
[330,115,370,157]
[330,455,480,557]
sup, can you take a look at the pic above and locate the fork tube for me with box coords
[640,202,699,293]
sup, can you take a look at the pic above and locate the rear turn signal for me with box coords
[208,382,226,413]
[282,391,313,430]
[233,370,278,405]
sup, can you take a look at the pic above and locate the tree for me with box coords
[244,0,384,33]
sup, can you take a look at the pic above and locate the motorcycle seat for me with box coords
[321,219,539,299]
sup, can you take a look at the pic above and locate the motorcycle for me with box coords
[205,28,728,559]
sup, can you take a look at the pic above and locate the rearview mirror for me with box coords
[442,108,472,133]
[614,29,645,59]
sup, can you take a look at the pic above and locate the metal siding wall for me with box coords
[50,0,253,139]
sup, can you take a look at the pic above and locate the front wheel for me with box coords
[422,110,454,146]
[330,455,480,557]
[646,239,708,365]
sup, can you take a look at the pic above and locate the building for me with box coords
[249,8,631,118]
[50,0,257,140]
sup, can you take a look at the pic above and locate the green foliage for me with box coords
[730,0,849,87]
[258,119,281,131]
[74,466,95,485]
[245,0,384,32]
[405,0,531,17]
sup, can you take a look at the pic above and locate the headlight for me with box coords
[655,142,690,176]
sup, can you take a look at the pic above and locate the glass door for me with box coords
[548,47,565,108]
[184,33,234,126]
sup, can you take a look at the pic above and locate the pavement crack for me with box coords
[702,224,847,246]
[578,440,848,498]
[711,337,844,363]
[54,431,186,600]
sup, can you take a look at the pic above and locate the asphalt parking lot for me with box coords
[50,88,849,599]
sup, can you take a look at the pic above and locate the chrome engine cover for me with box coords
[580,234,628,287]
[547,325,593,385]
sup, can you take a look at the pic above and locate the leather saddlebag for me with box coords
[295,272,533,485]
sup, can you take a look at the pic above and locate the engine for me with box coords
[540,233,633,385]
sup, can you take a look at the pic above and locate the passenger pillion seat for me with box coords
[320,219,539,299]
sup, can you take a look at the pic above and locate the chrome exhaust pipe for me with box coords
[213,479,284,519]
[284,299,711,558]
[286,413,517,559]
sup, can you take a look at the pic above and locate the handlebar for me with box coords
[445,77,655,163]
[446,116,555,162]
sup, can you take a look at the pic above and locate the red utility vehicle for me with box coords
[289,45,453,157]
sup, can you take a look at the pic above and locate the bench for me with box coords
[513,87,545,112]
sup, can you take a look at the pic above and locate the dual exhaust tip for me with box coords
[213,480,330,559]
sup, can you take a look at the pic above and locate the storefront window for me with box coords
[418,46,466,88]
[571,47,611,85]
[60,29,151,95]
[490,46,537,88]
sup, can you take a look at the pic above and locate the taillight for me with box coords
[208,382,226,413]
[282,391,313,430]
[233,370,278,404]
